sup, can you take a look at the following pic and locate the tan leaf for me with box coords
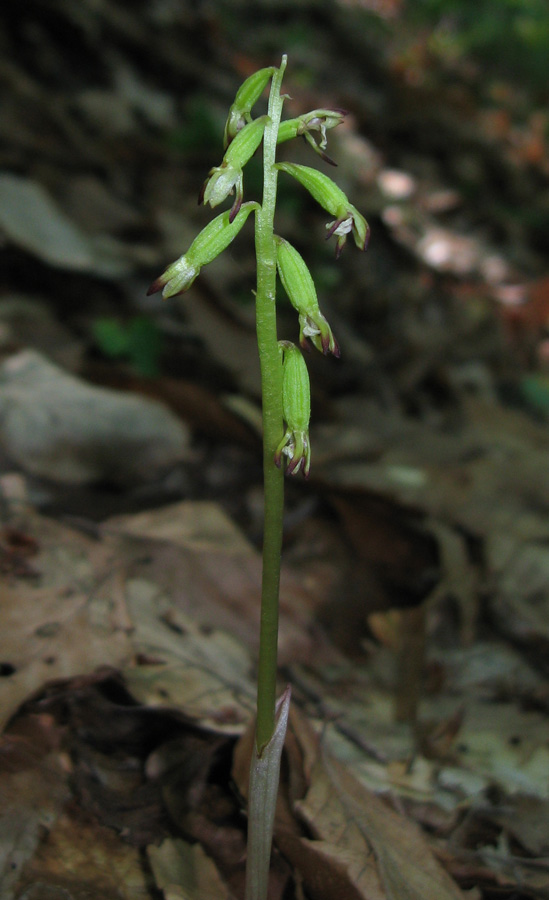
[282,711,465,900]
[148,837,230,900]
[0,512,132,732]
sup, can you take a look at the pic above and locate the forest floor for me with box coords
[1,2,549,899]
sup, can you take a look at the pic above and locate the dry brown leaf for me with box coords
[121,579,255,732]
[0,725,70,899]
[281,710,466,900]
[103,500,255,556]
[493,794,549,857]
[148,837,230,900]
[277,832,376,900]
[0,502,318,738]
[317,395,549,545]
[16,811,148,900]
[0,512,132,732]
[103,500,319,669]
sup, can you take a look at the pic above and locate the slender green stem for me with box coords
[254,55,287,753]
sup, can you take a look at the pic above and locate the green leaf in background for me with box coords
[168,96,221,154]
[520,374,549,419]
[92,316,162,378]
[411,0,549,88]
[92,318,130,358]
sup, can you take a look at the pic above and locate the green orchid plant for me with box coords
[148,55,369,900]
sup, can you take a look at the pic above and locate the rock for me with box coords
[0,350,190,486]
[0,173,131,277]
[0,295,84,371]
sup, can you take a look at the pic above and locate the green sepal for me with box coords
[275,235,318,316]
[280,341,310,432]
[276,162,369,256]
[276,161,348,215]
[223,67,275,148]
[224,115,269,169]
[147,202,258,299]
[190,201,258,264]
[202,117,268,219]
[275,342,311,477]
[275,236,339,356]
[201,167,242,216]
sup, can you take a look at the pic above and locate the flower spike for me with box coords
[276,162,369,256]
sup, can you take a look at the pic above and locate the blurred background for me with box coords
[2,0,549,600]
[2,0,549,606]
[2,4,549,897]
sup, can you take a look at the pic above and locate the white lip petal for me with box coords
[327,215,353,237]
[302,321,320,337]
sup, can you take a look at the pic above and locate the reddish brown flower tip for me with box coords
[228,192,243,223]
[320,331,341,357]
[301,135,337,167]
[286,456,301,476]
[320,150,338,167]
[325,218,343,240]
[146,276,165,297]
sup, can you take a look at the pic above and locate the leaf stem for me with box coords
[254,54,287,754]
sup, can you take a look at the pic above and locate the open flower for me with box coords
[201,116,268,222]
[275,236,339,356]
[277,108,346,165]
[275,427,311,477]
[147,202,258,298]
[223,67,275,148]
[276,162,369,257]
[147,255,200,299]
[200,164,243,222]
[274,341,311,477]
[325,204,369,259]
[298,309,340,357]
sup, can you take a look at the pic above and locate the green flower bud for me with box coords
[276,162,370,257]
[147,202,258,298]
[147,256,199,299]
[275,341,311,477]
[223,67,275,148]
[190,201,258,265]
[277,108,346,165]
[277,161,347,217]
[224,116,269,169]
[201,117,268,221]
[275,236,339,356]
